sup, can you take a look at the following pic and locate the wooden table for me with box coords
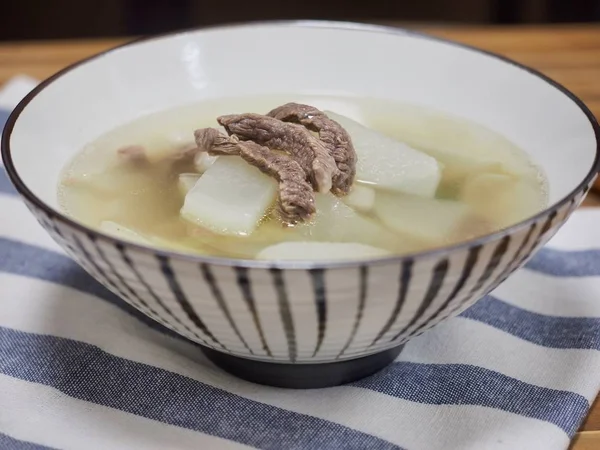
[0,24,598,449]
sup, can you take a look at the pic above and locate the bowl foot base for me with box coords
[201,345,404,389]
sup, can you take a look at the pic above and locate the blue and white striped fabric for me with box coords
[1,78,599,450]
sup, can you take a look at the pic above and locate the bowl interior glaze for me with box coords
[5,22,598,224]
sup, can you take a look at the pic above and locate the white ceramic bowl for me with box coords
[3,21,599,388]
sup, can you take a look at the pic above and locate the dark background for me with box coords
[1,0,599,41]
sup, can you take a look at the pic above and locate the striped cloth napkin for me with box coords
[1,77,599,450]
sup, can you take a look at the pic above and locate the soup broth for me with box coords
[58,95,547,260]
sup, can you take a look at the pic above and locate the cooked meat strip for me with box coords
[195,128,316,225]
[267,102,356,196]
[217,113,337,194]
[117,143,200,166]
[195,128,223,153]
[117,145,148,164]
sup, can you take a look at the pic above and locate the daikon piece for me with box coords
[63,162,157,198]
[294,193,416,253]
[61,172,119,197]
[370,104,537,180]
[188,220,301,258]
[181,156,278,236]
[374,191,471,244]
[178,173,201,197]
[431,150,505,184]
[194,152,218,173]
[100,221,152,245]
[257,242,390,261]
[67,143,120,178]
[461,173,545,228]
[101,221,212,253]
[342,184,376,213]
[325,111,442,197]
[150,236,212,254]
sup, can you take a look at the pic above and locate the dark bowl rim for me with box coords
[2,20,599,270]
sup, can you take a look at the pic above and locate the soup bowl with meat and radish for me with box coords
[3,21,599,388]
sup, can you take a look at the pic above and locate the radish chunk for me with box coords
[375,105,537,180]
[324,111,441,197]
[188,220,301,259]
[342,184,376,214]
[178,173,201,197]
[100,221,152,245]
[430,151,504,187]
[294,193,415,252]
[374,191,471,244]
[461,173,545,228]
[257,242,390,261]
[100,221,214,253]
[181,156,277,236]
[194,152,218,173]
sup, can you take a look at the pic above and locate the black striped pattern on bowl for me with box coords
[26,180,594,363]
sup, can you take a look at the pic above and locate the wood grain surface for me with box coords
[0,23,598,448]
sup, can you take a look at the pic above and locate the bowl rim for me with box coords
[2,20,599,270]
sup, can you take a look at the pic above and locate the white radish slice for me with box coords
[194,152,218,173]
[101,221,218,254]
[61,173,119,197]
[374,191,472,244]
[100,221,152,245]
[342,184,376,213]
[257,242,390,261]
[187,220,300,258]
[325,111,441,198]
[432,151,504,185]
[181,155,277,236]
[178,173,201,197]
[294,193,417,253]
[461,173,545,228]
[368,104,538,180]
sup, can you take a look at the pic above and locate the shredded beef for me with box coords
[267,102,356,196]
[217,113,338,194]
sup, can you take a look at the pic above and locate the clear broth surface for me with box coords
[59,95,548,259]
